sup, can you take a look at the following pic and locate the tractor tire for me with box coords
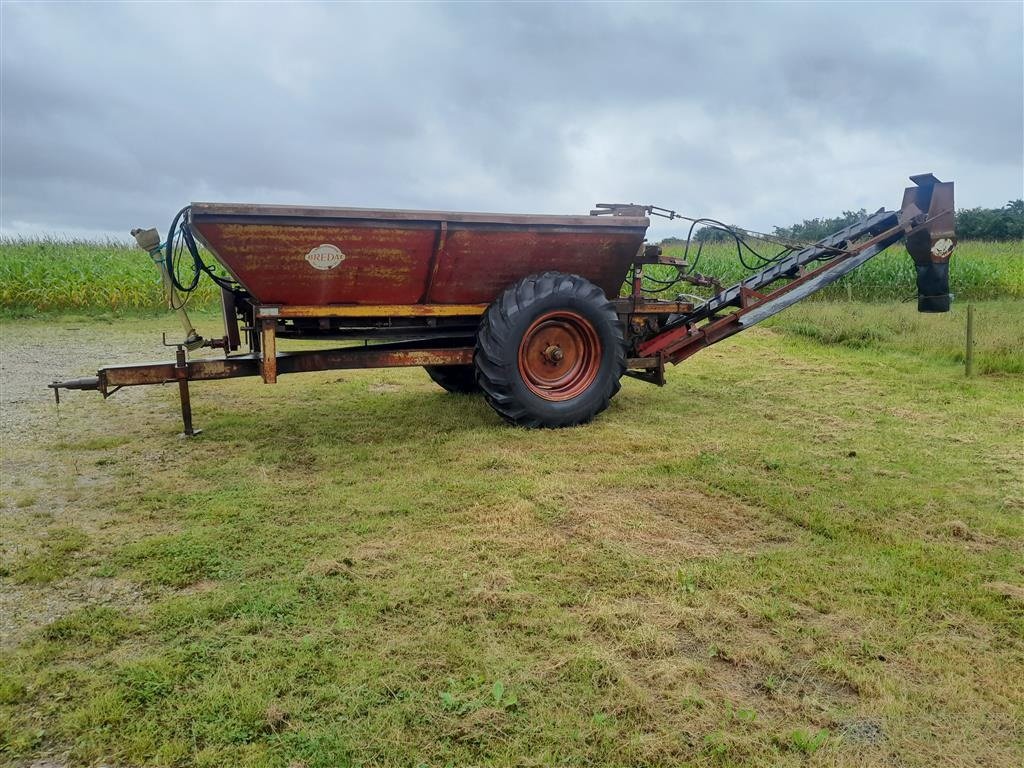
[475,271,625,428]
[424,364,480,394]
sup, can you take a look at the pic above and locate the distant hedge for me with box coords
[955,201,1024,240]
[675,200,1024,244]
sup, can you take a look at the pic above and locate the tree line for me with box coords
[677,200,1024,244]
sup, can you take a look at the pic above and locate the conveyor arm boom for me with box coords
[637,174,955,366]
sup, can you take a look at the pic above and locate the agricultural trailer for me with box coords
[50,174,955,433]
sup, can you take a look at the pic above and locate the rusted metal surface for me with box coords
[190,202,647,227]
[277,346,474,374]
[427,226,644,303]
[174,346,199,436]
[256,303,489,319]
[624,355,665,386]
[517,310,601,401]
[611,298,695,315]
[64,344,476,392]
[260,319,278,384]
[190,204,648,308]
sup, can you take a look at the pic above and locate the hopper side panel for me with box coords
[193,221,436,305]
[428,227,645,303]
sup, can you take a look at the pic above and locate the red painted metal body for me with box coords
[189,204,650,307]
[48,175,955,435]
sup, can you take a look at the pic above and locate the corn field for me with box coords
[0,236,1020,313]
[654,239,1023,302]
[0,238,223,313]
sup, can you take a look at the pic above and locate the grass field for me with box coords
[1,299,1022,767]
[766,300,1023,375]
[1,238,1021,314]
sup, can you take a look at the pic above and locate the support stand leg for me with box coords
[178,379,200,437]
[261,319,278,384]
[175,346,201,437]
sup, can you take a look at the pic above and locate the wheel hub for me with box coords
[518,311,601,401]
[543,345,564,364]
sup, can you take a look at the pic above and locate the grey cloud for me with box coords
[1,1,1021,241]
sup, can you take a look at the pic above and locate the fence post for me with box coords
[965,303,975,378]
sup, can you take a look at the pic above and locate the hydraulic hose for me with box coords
[165,205,236,294]
[130,225,203,349]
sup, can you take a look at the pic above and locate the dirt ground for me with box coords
[1,317,220,648]
[1,317,232,439]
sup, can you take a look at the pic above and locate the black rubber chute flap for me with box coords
[902,176,956,314]
[916,260,951,313]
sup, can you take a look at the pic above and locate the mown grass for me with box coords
[1,303,1022,767]
[766,300,1024,375]
[1,237,1020,314]
[2,527,90,585]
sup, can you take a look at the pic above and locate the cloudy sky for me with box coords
[2,1,1021,241]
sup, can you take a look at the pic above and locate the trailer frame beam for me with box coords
[96,343,475,390]
[255,303,489,319]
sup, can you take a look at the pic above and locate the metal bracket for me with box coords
[624,355,666,386]
[590,203,649,217]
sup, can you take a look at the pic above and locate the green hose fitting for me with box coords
[131,227,203,350]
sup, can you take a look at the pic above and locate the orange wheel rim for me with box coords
[517,311,602,401]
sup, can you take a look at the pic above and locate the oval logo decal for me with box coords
[931,238,955,259]
[305,244,345,270]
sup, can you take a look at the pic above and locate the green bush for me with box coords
[955,200,1024,240]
